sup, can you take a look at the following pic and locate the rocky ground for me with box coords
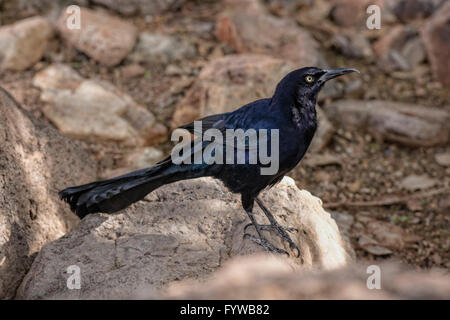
[0,0,449,299]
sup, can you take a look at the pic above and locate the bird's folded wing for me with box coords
[156,113,228,165]
[158,111,269,165]
[178,113,228,135]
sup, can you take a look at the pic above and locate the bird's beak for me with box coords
[319,68,359,83]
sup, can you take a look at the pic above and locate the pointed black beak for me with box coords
[319,68,359,83]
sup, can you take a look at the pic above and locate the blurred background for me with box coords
[0,0,448,271]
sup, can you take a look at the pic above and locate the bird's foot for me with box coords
[243,233,289,256]
[244,223,301,258]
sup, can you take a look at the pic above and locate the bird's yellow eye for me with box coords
[305,75,314,83]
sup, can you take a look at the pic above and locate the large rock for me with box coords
[17,177,354,299]
[57,7,137,66]
[33,64,167,146]
[90,0,186,16]
[127,33,196,65]
[0,87,97,299]
[0,16,53,71]
[172,54,334,152]
[154,255,450,299]
[215,0,322,67]
[422,2,450,87]
[324,100,450,147]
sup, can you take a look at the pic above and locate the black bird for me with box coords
[59,67,358,256]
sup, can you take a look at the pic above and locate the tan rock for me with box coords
[325,100,450,147]
[127,33,196,65]
[33,64,167,146]
[215,0,322,67]
[57,7,137,66]
[0,87,97,299]
[0,16,53,71]
[120,64,145,79]
[17,177,354,299]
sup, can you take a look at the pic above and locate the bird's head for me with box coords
[296,67,359,105]
[273,66,359,108]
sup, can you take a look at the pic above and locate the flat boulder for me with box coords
[17,177,354,299]
[0,87,97,299]
[33,64,167,146]
[324,100,450,147]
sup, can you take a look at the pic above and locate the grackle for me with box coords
[59,67,358,257]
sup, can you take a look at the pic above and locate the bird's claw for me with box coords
[278,229,301,258]
[244,223,301,258]
[243,233,289,256]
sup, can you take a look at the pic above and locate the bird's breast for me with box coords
[278,120,317,170]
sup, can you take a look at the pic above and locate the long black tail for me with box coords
[59,161,209,219]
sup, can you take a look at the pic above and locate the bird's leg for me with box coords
[252,197,301,257]
[241,195,288,255]
[243,209,289,256]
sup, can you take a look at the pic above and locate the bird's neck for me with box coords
[272,93,317,129]
[271,79,318,134]
[293,98,317,130]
